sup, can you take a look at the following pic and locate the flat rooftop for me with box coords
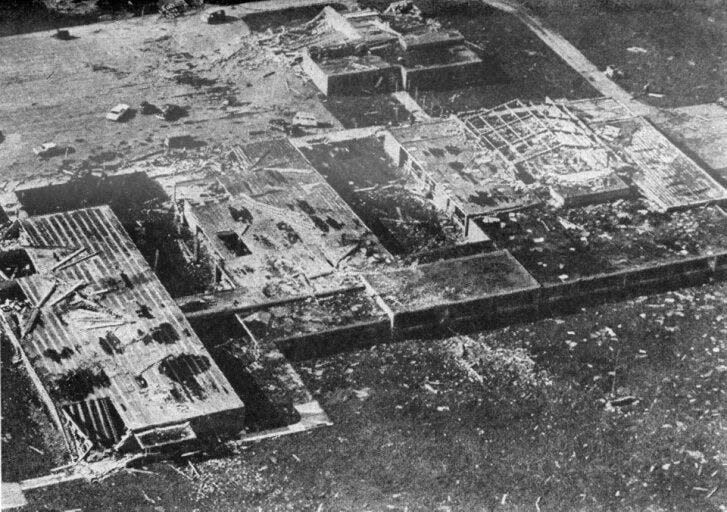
[300,6,486,94]
[362,250,539,314]
[182,138,391,303]
[8,206,244,447]
[240,288,388,346]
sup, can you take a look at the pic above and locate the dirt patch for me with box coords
[173,70,218,89]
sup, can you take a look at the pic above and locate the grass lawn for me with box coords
[26,281,727,511]
[533,3,727,108]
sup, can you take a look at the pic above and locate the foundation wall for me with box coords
[539,253,726,313]
[189,406,246,440]
[391,286,540,338]
[382,130,405,166]
[303,54,402,96]
[402,60,486,91]
[414,240,494,265]
[301,54,332,96]
[175,249,727,364]
[276,318,392,361]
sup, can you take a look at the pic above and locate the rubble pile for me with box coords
[357,182,465,260]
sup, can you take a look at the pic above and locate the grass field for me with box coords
[529,1,727,107]
[24,281,727,511]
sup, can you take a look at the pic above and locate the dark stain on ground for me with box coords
[173,70,217,88]
[158,353,211,400]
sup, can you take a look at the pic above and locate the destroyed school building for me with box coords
[1,6,727,469]
[300,7,487,95]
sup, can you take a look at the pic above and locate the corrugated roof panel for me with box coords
[14,206,244,435]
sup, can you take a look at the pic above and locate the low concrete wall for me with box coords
[391,286,540,339]
[195,251,727,357]
[392,252,725,340]
[539,252,726,313]
[415,240,494,264]
[276,318,391,361]
[402,60,487,91]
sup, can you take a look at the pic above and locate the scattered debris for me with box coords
[604,65,625,79]
[292,112,319,128]
[156,104,189,122]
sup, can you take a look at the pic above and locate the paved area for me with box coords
[0,1,347,184]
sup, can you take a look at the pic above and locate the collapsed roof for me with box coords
[180,138,391,303]
[1,206,245,455]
